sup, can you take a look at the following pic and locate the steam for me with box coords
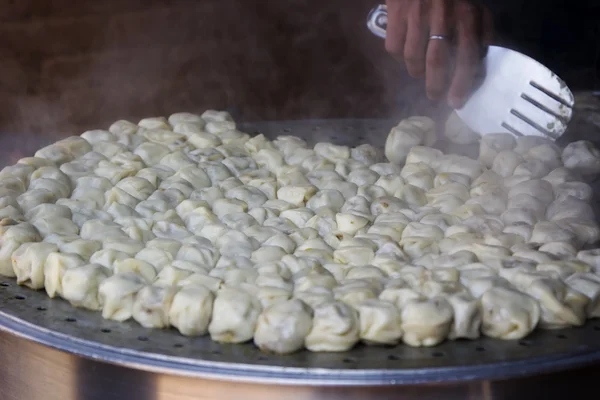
[3,1,442,140]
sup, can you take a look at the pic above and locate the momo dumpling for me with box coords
[254,299,313,354]
[401,297,453,347]
[99,272,148,321]
[479,133,516,167]
[305,301,360,352]
[480,286,540,340]
[168,284,215,336]
[44,252,85,298]
[208,288,262,343]
[446,292,481,340]
[11,242,58,289]
[564,273,600,318]
[153,265,193,287]
[356,299,403,345]
[114,258,157,283]
[132,285,179,329]
[61,264,112,310]
[385,117,436,165]
[525,278,588,329]
[561,140,600,175]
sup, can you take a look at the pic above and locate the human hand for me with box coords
[384,0,494,109]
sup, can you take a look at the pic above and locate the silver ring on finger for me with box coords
[429,35,451,41]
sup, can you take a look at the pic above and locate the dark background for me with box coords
[0,0,598,139]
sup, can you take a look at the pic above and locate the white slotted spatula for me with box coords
[367,4,575,140]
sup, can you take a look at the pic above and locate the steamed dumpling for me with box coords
[169,284,215,336]
[385,117,436,165]
[11,242,58,289]
[356,299,403,345]
[132,285,179,328]
[305,301,360,352]
[62,264,112,310]
[401,297,453,347]
[208,287,262,343]
[480,286,540,340]
[254,299,313,354]
[99,272,146,321]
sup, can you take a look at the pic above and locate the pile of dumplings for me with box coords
[1,110,600,355]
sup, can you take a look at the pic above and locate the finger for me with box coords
[404,0,428,78]
[425,0,452,100]
[384,0,408,61]
[448,1,482,109]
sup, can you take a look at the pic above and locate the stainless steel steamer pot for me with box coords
[1,117,600,400]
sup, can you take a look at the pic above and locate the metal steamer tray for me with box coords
[2,118,600,400]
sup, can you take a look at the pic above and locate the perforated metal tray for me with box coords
[1,119,600,386]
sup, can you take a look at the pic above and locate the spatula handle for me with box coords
[367,5,388,39]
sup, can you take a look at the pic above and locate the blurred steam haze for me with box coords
[0,0,597,142]
[0,0,431,140]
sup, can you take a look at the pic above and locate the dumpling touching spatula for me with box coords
[367,4,575,140]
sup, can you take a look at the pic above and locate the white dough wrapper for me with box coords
[0,222,42,277]
[114,258,158,283]
[305,301,360,352]
[12,242,58,289]
[254,299,314,354]
[561,140,600,175]
[168,284,215,336]
[132,285,179,329]
[401,297,453,347]
[385,117,436,165]
[537,242,578,260]
[208,287,262,343]
[379,286,424,309]
[153,265,193,287]
[99,272,147,321]
[480,286,540,340]
[525,278,588,329]
[446,292,481,340]
[178,273,223,292]
[293,287,335,309]
[62,264,112,310]
[479,133,516,168]
[577,249,600,272]
[44,252,85,298]
[356,299,403,345]
[565,273,600,318]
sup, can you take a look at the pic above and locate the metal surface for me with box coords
[366,5,575,139]
[0,119,600,399]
